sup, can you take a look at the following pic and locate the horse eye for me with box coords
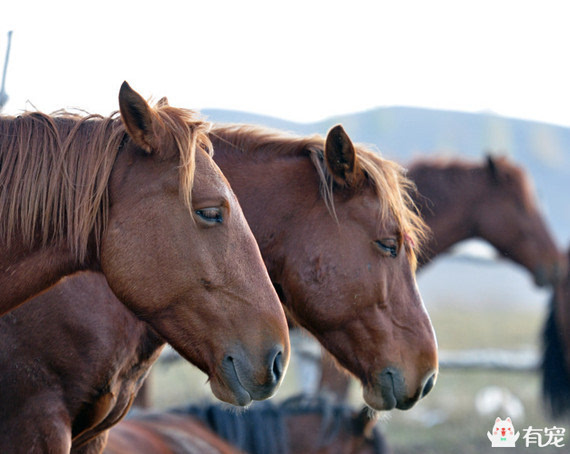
[375,239,398,258]
[195,207,223,224]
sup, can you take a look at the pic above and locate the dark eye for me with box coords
[375,239,398,258]
[195,207,223,224]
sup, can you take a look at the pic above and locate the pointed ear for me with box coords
[156,96,169,108]
[506,417,511,423]
[324,124,362,187]
[119,81,156,154]
[496,417,502,423]
[486,154,503,184]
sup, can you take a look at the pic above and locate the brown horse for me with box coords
[210,124,438,412]
[542,248,570,417]
[105,395,390,454]
[408,155,564,285]
[0,84,290,406]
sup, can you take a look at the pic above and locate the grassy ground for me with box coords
[146,304,569,453]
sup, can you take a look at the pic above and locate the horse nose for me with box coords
[271,348,285,384]
[421,371,437,398]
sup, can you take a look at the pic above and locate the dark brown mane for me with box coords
[0,106,211,263]
[210,124,428,266]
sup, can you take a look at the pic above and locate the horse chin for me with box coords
[209,375,253,407]
[362,385,397,411]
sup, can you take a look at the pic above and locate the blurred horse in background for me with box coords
[106,395,390,454]
[104,413,242,454]
[542,248,570,418]
[409,155,564,285]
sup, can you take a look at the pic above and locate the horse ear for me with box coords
[324,125,362,187]
[119,81,157,154]
[486,154,501,182]
[157,96,169,108]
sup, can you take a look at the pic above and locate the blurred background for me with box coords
[2,1,569,452]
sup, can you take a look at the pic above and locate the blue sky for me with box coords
[1,0,569,126]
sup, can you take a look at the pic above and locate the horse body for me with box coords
[0,272,161,452]
[105,396,389,454]
[104,414,243,454]
[0,84,290,405]
[408,156,564,285]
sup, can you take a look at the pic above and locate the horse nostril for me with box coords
[421,372,436,398]
[271,348,284,383]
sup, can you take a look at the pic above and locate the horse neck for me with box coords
[0,239,98,315]
[410,163,485,264]
[0,114,111,314]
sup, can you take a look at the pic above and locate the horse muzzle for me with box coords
[364,367,437,411]
[213,343,286,406]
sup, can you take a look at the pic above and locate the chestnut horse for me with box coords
[0,87,289,403]
[105,395,389,454]
[542,248,570,418]
[0,124,436,451]
[210,124,437,412]
[408,155,564,285]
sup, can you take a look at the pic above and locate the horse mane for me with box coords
[166,394,385,454]
[0,105,211,263]
[210,124,428,267]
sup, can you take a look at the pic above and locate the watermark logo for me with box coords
[487,417,566,448]
[487,417,520,447]
[523,426,565,448]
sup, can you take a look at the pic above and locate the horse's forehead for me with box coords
[337,189,398,231]
[192,152,233,198]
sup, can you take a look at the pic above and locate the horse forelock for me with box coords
[0,105,210,263]
[152,104,213,212]
[210,124,428,268]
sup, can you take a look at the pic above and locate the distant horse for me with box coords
[103,413,243,454]
[409,155,564,285]
[542,248,570,418]
[320,154,564,399]
[0,123,436,450]
[105,395,390,454]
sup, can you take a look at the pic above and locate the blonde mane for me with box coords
[210,124,428,267]
[0,104,211,263]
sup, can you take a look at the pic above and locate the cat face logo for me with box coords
[487,417,520,447]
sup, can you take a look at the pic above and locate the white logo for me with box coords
[487,417,519,447]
